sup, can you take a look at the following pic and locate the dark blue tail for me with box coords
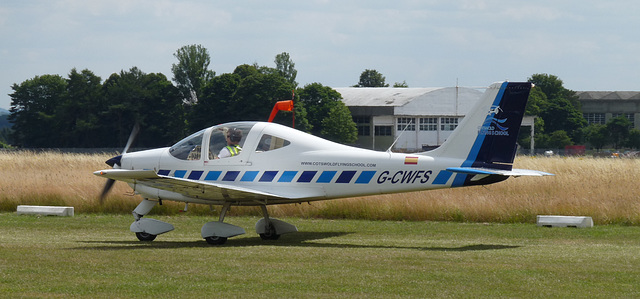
[468,82,532,170]
[426,82,533,186]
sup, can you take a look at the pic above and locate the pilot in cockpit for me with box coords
[218,128,242,158]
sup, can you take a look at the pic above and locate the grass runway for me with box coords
[1,213,639,298]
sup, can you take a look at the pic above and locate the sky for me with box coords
[2,0,640,110]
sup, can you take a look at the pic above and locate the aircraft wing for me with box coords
[94,169,325,203]
[446,167,554,177]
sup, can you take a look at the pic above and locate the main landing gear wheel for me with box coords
[136,232,157,242]
[259,224,280,240]
[205,236,228,245]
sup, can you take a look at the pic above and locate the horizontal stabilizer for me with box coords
[446,167,554,177]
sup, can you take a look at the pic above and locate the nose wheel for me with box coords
[130,199,174,242]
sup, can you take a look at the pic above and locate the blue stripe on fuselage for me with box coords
[433,170,453,185]
[159,169,383,185]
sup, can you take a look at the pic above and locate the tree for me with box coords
[9,74,67,147]
[191,63,309,132]
[274,52,298,88]
[354,69,389,87]
[230,65,295,122]
[171,44,215,104]
[321,104,358,143]
[393,81,408,88]
[0,125,12,147]
[524,86,546,116]
[627,129,640,149]
[528,73,587,144]
[298,83,357,142]
[529,74,571,101]
[583,124,608,151]
[136,72,186,147]
[103,67,185,148]
[189,73,242,131]
[606,116,632,149]
[547,130,573,149]
[539,97,586,142]
[59,68,104,147]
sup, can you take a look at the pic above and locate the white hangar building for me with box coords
[335,86,535,152]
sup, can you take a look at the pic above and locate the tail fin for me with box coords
[426,81,533,170]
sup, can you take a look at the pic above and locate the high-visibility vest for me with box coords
[226,145,241,156]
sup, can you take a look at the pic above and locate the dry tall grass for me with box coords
[0,151,135,213]
[1,151,639,224]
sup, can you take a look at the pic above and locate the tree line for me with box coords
[5,44,638,151]
[7,45,358,148]
[523,74,640,151]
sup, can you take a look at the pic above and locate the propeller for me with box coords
[99,122,140,204]
[123,122,140,155]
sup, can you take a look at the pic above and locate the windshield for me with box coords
[169,129,206,160]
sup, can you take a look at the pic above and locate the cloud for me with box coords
[3,0,640,109]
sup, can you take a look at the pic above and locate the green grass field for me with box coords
[1,213,639,298]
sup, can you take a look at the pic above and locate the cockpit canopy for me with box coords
[168,122,291,161]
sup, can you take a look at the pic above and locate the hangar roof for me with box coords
[334,87,441,107]
[577,91,640,101]
[333,87,484,116]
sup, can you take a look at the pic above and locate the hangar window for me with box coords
[419,118,437,131]
[375,126,392,136]
[353,116,371,136]
[440,117,459,131]
[397,117,415,131]
[584,113,605,125]
[612,113,634,127]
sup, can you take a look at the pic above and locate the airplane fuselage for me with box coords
[120,122,467,206]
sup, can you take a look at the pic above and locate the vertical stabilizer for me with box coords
[426,82,533,170]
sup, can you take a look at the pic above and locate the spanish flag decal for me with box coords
[404,156,419,165]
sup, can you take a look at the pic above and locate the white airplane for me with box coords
[95,81,552,245]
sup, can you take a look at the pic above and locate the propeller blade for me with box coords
[99,178,116,204]
[122,122,140,154]
[99,123,140,204]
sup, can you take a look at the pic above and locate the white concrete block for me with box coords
[537,215,593,228]
[16,205,74,217]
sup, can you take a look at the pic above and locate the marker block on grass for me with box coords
[537,215,593,228]
[16,205,74,217]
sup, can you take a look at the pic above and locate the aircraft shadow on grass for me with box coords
[71,231,521,252]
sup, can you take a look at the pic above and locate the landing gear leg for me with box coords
[258,205,279,240]
[132,198,156,220]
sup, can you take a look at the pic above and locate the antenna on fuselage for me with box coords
[386,119,413,153]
